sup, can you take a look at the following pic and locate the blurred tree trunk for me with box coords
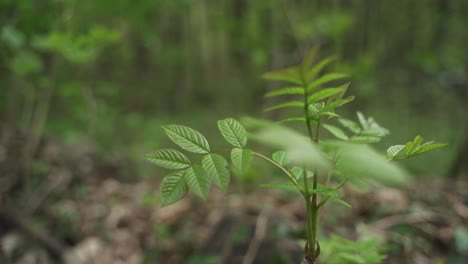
[3,80,20,133]
[448,132,468,179]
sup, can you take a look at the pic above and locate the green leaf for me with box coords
[146,149,191,169]
[413,142,447,155]
[332,142,408,186]
[307,96,354,121]
[308,185,341,197]
[289,167,304,180]
[308,103,342,122]
[305,56,336,83]
[163,125,210,154]
[320,235,385,264]
[277,117,306,124]
[184,165,210,199]
[361,127,390,137]
[357,111,367,128]
[405,135,424,155]
[160,171,188,207]
[322,111,341,119]
[231,148,253,174]
[388,136,446,160]
[310,97,354,121]
[265,87,304,97]
[241,116,276,129]
[326,82,350,104]
[308,103,326,116]
[338,112,388,142]
[387,145,406,160]
[338,118,361,134]
[264,101,304,112]
[307,87,345,103]
[323,124,349,140]
[217,118,247,148]
[202,154,230,191]
[262,66,302,85]
[326,96,355,109]
[260,182,300,191]
[272,151,288,166]
[289,167,314,180]
[1,26,25,49]
[340,253,366,263]
[350,135,381,143]
[301,46,319,72]
[357,113,389,137]
[254,125,330,170]
[454,227,468,254]
[328,197,352,208]
[307,73,347,92]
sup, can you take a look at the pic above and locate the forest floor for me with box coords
[0,130,467,264]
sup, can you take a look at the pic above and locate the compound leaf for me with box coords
[388,136,446,160]
[146,149,191,169]
[163,125,210,154]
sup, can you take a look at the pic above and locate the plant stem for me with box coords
[303,169,314,258]
[310,120,321,260]
[252,151,299,185]
[212,149,298,185]
[309,169,318,260]
[302,74,320,261]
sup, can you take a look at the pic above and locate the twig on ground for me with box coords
[242,207,270,264]
[446,193,468,220]
[0,206,66,259]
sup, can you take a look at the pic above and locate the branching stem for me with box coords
[302,71,320,261]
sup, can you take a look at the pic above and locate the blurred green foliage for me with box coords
[320,235,386,264]
[1,0,466,175]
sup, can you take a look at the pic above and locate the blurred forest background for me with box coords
[0,0,467,264]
